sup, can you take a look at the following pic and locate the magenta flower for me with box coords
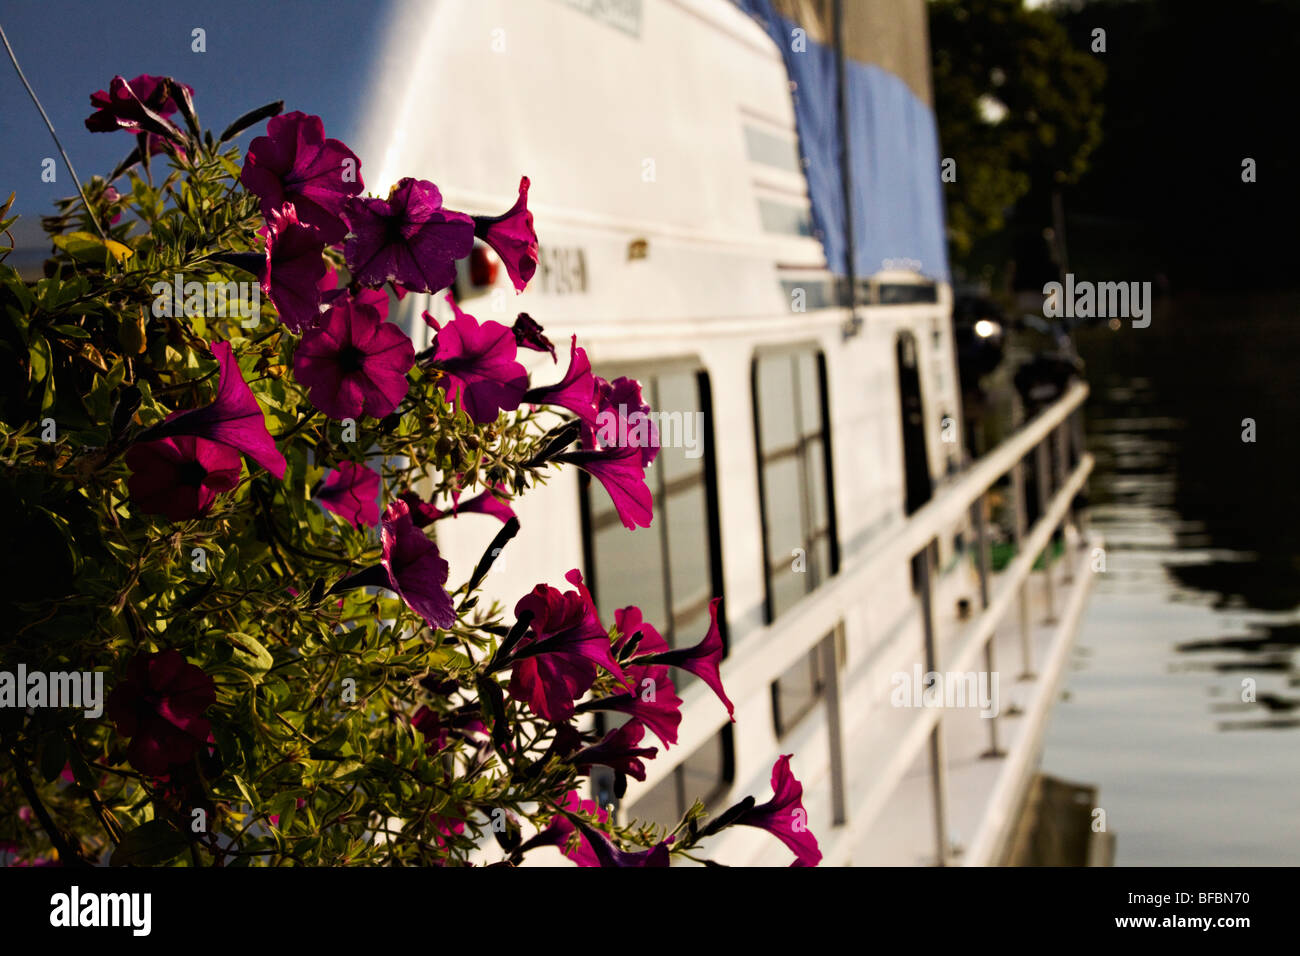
[411,706,448,755]
[426,298,527,424]
[473,176,539,292]
[587,660,681,749]
[430,812,467,851]
[380,500,455,631]
[540,790,610,867]
[105,650,216,777]
[263,204,327,332]
[580,607,681,747]
[570,720,658,782]
[555,444,653,530]
[84,74,188,142]
[399,483,516,528]
[637,598,734,720]
[512,312,556,361]
[613,605,670,656]
[343,178,474,295]
[732,755,822,866]
[523,335,596,424]
[585,375,660,466]
[506,570,625,722]
[317,460,382,528]
[576,822,672,868]
[293,291,415,420]
[136,340,287,479]
[240,110,363,243]
[102,186,123,225]
[125,432,243,522]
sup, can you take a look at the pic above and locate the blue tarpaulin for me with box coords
[735,0,949,282]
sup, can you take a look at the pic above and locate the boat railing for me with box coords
[622,380,1094,864]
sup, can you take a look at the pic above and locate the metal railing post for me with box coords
[1055,423,1075,584]
[1009,395,1034,680]
[917,541,951,865]
[821,629,848,826]
[1070,405,1089,547]
[971,493,1003,758]
[1035,439,1057,624]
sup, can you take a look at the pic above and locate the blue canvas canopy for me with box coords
[735,0,949,283]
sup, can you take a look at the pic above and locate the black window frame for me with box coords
[578,358,735,824]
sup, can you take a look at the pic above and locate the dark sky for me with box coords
[2,0,393,243]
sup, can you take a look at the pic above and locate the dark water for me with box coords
[1039,294,1300,866]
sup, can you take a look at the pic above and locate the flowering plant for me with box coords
[0,76,819,867]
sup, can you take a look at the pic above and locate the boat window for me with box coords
[877,281,939,304]
[581,364,726,673]
[743,124,802,174]
[752,348,839,622]
[772,631,834,737]
[757,198,814,237]
[626,727,736,831]
[779,278,837,311]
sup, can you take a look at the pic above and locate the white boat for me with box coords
[357,0,1099,866]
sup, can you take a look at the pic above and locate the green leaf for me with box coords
[225,632,273,677]
[308,724,349,760]
[233,773,259,809]
[27,335,49,383]
[110,819,188,866]
[38,731,68,782]
[50,230,133,266]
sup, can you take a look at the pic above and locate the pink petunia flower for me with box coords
[240,111,363,243]
[634,598,734,720]
[732,755,822,867]
[523,335,596,424]
[399,483,516,528]
[317,460,382,528]
[425,297,527,424]
[584,607,681,748]
[136,340,287,479]
[411,706,449,755]
[613,605,670,656]
[293,290,415,420]
[506,569,625,722]
[538,789,609,867]
[380,500,455,631]
[555,444,653,530]
[568,816,672,867]
[105,650,217,777]
[125,431,243,522]
[585,375,659,467]
[263,204,328,332]
[472,176,539,293]
[343,178,474,295]
[569,719,658,782]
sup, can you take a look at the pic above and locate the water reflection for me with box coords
[1039,295,1300,864]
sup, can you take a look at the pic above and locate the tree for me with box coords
[930,0,1105,279]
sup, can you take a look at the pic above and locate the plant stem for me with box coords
[3,738,89,865]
